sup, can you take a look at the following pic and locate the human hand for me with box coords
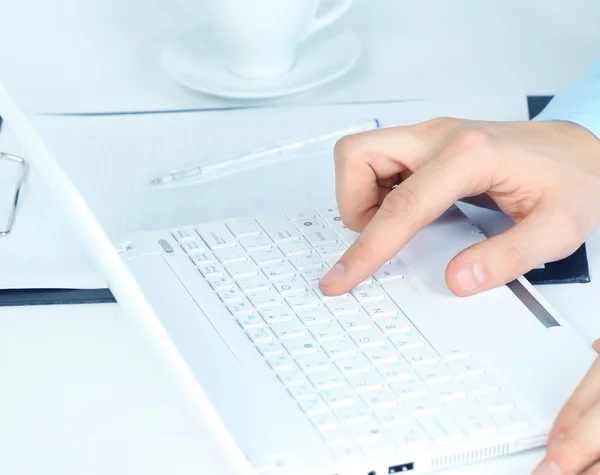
[532,339,600,475]
[318,118,600,296]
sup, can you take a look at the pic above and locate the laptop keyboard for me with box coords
[171,207,532,461]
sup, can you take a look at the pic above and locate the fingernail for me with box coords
[320,263,345,288]
[456,262,485,292]
[547,433,564,451]
[532,461,562,475]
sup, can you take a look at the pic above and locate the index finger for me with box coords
[320,153,485,296]
[333,125,444,232]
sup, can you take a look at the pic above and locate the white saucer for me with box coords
[160,27,361,100]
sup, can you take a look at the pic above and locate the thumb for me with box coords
[593,339,600,354]
[446,209,578,296]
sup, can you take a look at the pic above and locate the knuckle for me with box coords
[380,187,420,219]
[413,116,458,132]
[450,128,492,152]
[558,434,594,465]
[503,241,527,276]
[550,207,583,243]
[334,134,362,164]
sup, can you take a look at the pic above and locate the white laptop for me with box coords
[10,104,596,475]
[67,197,593,474]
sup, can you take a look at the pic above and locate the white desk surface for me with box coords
[1,1,600,474]
[0,0,599,114]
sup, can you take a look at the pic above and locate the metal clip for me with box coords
[0,153,29,236]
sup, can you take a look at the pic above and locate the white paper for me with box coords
[0,125,106,289]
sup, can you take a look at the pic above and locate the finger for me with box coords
[446,203,584,296]
[533,399,600,475]
[547,357,600,443]
[333,123,451,232]
[321,151,490,295]
[593,339,600,354]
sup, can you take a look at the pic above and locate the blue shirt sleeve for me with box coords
[534,61,600,139]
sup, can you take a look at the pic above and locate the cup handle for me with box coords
[303,0,353,39]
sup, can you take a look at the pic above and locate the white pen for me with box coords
[150,119,380,187]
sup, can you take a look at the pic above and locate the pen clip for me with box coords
[0,153,29,237]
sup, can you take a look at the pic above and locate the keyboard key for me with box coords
[373,260,405,282]
[251,248,284,266]
[198,262,227,280]
[247,290,283,309]
[320,428,350,448]
[388,331,427,351]
[283,336,320,356]
[390,378,428,399]
[449,357,485,378]
[278,369,306,387]
[431,381,468,401]
[322,339,359,359]
[266,354,295,372]
[445,399,497,436]
[324,256,343,268]
[362,299,400,319]
[301,268,329,286]
[332,445,363,461]
[463,374,499,395]
[297,307,333,326]
[477,392,514,413]
[227,298,254,316]
[377,360,413,382]
[335,354,371,375]
[256,341,284,357]
[347,371,385,393]
[313,287,353,303]
[298,395,329,416]
[334,403,371,425]
[322,385,357,407]
[309,369,346,390]
[271,321,306,340]
[225,218,261,237]
[257,215,300,242]
[225,261,260,279]
[416,363,453,384]
[295,353,331,373]
[319,213,347,230]
[278,239,312,257]
[207,275,236,290]
[296,219,337,247]
[263,262,296,280]
[316,242,347,258]
[403,346,439,368]
[310,412,339,431]
[172,229,199,242]
[350,328,387,349]
[236,312,263,329]
[387,423,430,450]
[440,349,471,361]
[309,322,345,342]
[419,414,463,442]
[361,387,399,409]
[360,438,395,457]
[285,211,316,222]
[404,393,440,416]
[289,382,318,401]
[334,227,360,246]
[272,277,307,296]
[191,252,217,267]
[214,247,248,264]
[181,241,206,254]
[492,409,530,432]
[237,275,272,293]
[351,283,386,303]
[196,223,236,250]
[289,254,324,271]
[363,345,401,365]
[349,423,386,443]
[326,299,361,317]
[374,405,411,427]
[376,315,412,334]
[337,312,373,332]
[238,234,272,251]
[285,291,320,310]
[260,305,295,324]
[217,287,245,303]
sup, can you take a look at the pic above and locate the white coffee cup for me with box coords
[203,0,353,79]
